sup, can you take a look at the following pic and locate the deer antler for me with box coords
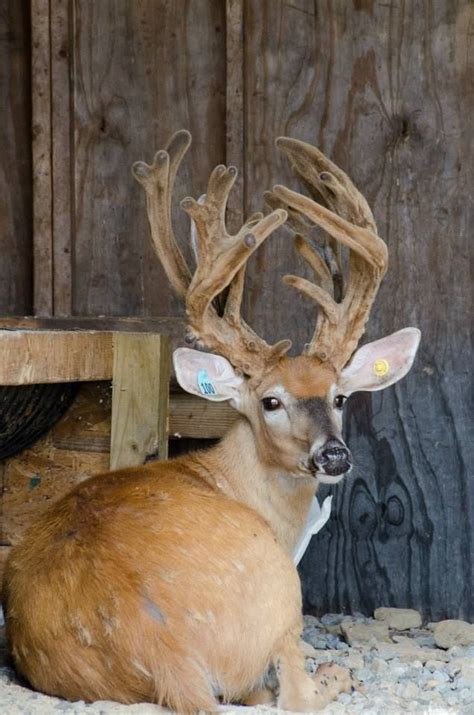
[265,138,388,369]
[132,131,291,377]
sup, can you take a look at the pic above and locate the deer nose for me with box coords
[312,439,352,476]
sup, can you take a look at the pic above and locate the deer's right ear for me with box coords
[173,348,245,408]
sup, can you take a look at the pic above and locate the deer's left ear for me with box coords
[339,328,421,395]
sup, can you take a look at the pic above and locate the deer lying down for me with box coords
[3,132,420,713]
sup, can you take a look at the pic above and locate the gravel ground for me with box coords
[1,608,473,714]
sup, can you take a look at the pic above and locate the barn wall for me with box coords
[0,0,472,620]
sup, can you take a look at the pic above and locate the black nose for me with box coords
[312,439,352,476]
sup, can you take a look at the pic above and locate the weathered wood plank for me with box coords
[0,0,32,314]
[225,0,244,232]
[52,387,236,451]
[51,0,72,315]
[70,0,226,316]
[31,0,53,315]
[0,330,114,384]
[110,334,170,469]
[0,315,185,336]
[241,0,473,622]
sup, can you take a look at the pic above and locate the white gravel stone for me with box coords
[374,607,422,630]
[341,620,390,645]
[434,619,474,649]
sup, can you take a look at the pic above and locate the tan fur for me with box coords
[3,358,352,713]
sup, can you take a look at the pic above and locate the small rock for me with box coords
[399,681,420,699]
[375,640,449,663]
[324,623,343,635]
[374,607,422,630]
[341,621,389,645]
[433,619,474,649]
[426,659,449,672]
[344,653,364,670]
[320,613,344,626]
[371,659,389,675]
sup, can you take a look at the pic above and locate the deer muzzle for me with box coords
[312,439,352,477]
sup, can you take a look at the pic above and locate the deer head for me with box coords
[133,132,420,486]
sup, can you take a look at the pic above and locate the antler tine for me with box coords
[273,137,388,367]
[132,130,192,298]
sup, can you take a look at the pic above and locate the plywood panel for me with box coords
[240,0,473,622]
[0,0,32,314]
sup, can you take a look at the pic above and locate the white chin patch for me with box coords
[317,473,346,485]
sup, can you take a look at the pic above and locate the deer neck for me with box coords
[199,418,317,554]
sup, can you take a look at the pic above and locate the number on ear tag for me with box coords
[197,369,217,396]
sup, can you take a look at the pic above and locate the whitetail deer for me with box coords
[3,131,420,713]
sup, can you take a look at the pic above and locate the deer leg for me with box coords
[274,629,352,712]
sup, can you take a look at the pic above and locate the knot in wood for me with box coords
[244,233,256,248]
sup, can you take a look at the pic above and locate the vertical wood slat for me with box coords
[110,333,171,471]
[31,0,53,316]
[51,0,72,315]
[225,0,244,232]
[0,0,33,315]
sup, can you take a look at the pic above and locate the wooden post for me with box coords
[110,333,171,470]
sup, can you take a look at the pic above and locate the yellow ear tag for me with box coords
[373,358,390,377]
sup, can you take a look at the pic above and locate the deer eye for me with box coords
[262,396,282,412]
[333,394,347,410]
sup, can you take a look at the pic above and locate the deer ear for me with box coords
[173,348,245,407]
[338,328,421,395]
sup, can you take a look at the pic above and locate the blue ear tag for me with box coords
[197,369,217,396]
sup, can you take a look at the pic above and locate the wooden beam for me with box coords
[0,330,114,384]
[110,334,171,470]
[51,389,236,452]
[0,316,186,349]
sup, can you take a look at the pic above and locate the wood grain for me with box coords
[52,387,237,451]
[239,0,474,622]
[31,0,53,315]
[0,330,114,384]
[51,0,73,315]
[110,333,170,469]
[225,0,244,233]
[70,0,226,316]
[0,0,32,314]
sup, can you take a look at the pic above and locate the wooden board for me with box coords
[30,0,226,317]
[0,330,114,384]
[240,0,474,623]
[110,334,170,468]
[51,387,237,451]
[0,0,32,315]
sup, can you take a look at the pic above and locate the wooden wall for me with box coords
[1,0,472,620]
